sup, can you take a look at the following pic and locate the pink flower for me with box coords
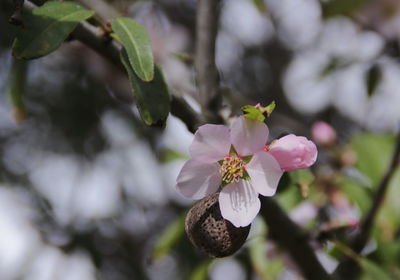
[268,134,317,171]
[176,116,283,227]
[311,121,336,146]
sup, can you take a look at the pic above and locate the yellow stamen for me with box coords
[219,155,245,184]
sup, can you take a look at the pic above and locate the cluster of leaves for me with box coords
[12,1,170,127]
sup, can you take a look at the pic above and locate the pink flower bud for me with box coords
[311,121,336,146]
[268,134,317,171]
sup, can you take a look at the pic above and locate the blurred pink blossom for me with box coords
[321,189,360,229]
[311,121,337,146]
[176,116,283,227]
[268,134,318,171]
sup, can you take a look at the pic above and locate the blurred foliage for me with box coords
[351,133,395,187]
[346,132,400,278]
[289,169,315,198]
[188,260,212,280]
[151,213,185,262]
[321,0,372,17]
[277,184,303,211]
[337,175,371,214]
[248,219,284,279]
[159,148,188,163]
[251,0,267,13]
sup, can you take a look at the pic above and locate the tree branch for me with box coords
[195,0,223,123]
[333,131,400,279]
[24,0,202,133]
[260,197,332,280]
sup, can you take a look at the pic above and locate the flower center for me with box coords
[219,155,245,184]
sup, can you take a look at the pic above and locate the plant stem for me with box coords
[195,0,223,123]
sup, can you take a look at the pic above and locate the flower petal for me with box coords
[176,159,221,199]
[246,152,283,197]
[189,124,231,163]
[219,180,261,227]
[230,116,269,156]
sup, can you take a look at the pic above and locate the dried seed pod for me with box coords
[185,192,250,258]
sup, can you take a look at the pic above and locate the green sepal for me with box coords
[242,170,251,181]
[242,155,253,164]
[229,144,238,155]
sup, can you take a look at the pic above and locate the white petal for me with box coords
[176,159,221,199]
[189,124,231,163]
[230,116,269,156]
[219,180,260,227]
[246,152,283,197]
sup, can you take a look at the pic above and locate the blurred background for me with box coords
[1,0,400,279]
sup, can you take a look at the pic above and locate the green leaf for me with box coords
[6,59,28,122]
[350,133,395,187]
[121,49,170,126]
[242,101,275,122]
[12,1,94,59]
[360,258,393,280]
[242,106,264,121]
[159,148,188,163]
[151,214,185,262]
[112,17,154,81]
